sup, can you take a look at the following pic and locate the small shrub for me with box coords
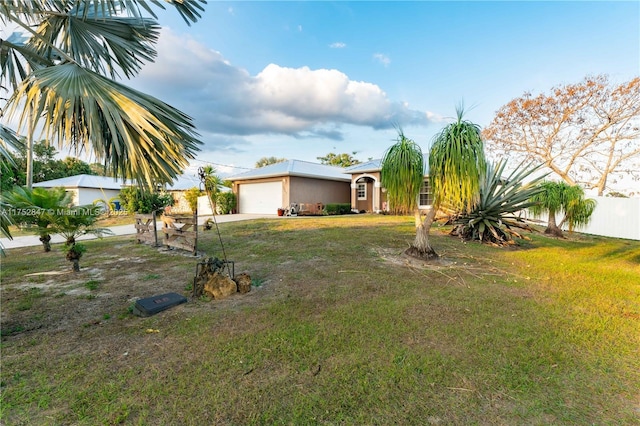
[216,192,237,214]
[84,280,100,291]
[325,203,352,215]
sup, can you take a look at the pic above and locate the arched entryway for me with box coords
[354,176,375,212]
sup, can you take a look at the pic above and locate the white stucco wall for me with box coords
[77,188,121,207]
[197,195,214,216]
[574,196,640,241]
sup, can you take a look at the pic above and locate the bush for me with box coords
[325,203,352,215]
[119,187,174,214]
[216,192,237,214]
[184,187,203,213]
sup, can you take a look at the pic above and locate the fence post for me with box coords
[152,210,158,247]
[193,208,198,256]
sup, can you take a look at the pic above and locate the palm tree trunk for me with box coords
[544,208,564,237]
[405,207,438,260]
[39,234,51,252]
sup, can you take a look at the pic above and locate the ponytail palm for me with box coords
[380,107,487,260]
[1,0,206,188]
[429,106,487,214]
[381,131,424,215]
[530,181,596,237]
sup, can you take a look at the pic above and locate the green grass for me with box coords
[1,215,638,425]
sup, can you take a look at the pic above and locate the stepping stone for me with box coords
[133,292,187,317]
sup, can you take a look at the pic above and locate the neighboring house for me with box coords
[32,174,131,207]
[163,174,231,214]
[163,173,204,213]
[344,159,432,213]
[227,160,351,214]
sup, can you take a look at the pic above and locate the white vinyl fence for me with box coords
[566,196,639,241]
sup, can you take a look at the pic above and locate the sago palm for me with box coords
[2,186,72,251]
[0,0,206,187]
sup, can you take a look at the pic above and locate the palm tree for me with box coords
[2,186,72,251]
[199,165,224,214]
[530,181,596,237]
[0,124,24,244]
[381,107,486,260]
[0,1,206,188]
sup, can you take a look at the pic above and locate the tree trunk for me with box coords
[544,208,564,237]
[72,259,80,272]
[39,234,51,252]
[404,207,438,260]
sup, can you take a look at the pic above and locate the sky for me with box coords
[5,1,640,180]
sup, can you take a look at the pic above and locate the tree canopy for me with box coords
[255,157,287,168]
[317,152,362,167]
[1,140,95,190]
[483,75,640,196]
[0,0,206,188]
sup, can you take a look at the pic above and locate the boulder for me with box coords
[203,272,237,299]
[234,273,252,294]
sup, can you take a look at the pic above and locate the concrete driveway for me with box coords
[0,214,275,249]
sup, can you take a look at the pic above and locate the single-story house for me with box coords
[31,173,205,212]
[227,160,351,214]
[344,159,432,213]
[32,174,131,207]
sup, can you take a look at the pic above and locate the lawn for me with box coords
[1,215,639,425]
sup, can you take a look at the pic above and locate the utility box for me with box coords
[133,292,187,317]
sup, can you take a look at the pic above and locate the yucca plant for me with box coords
[449,160,546,245]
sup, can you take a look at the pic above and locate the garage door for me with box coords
[238,181,282,214]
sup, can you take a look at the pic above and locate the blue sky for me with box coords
[127,1,638,176]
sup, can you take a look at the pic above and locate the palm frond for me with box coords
[7,62,201,187]
[429,107,487,214]
[29,8,160,79]
[0,124,23,166]
[381,130,424,214]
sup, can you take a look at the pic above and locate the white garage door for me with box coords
[238,181,282,214]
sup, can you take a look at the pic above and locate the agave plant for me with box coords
[449,160,547,245]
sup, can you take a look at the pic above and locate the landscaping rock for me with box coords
[204,271,237,299]
[234,273,252,294]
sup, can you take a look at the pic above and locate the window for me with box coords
[357,182,367,200]
[419,180,432,206]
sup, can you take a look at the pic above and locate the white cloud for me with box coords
[132,28,436,148]
[330,42,346,49]
[373,53,391,67]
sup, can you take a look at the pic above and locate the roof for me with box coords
[344,159,382,174]
[344,158,430,175]
[32,174,131,190]
[227,160,350,182]
[166,174,202,191]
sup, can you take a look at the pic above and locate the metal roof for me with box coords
[344,158,429,175]
[227,159,350,182]
[32,174,132,190]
